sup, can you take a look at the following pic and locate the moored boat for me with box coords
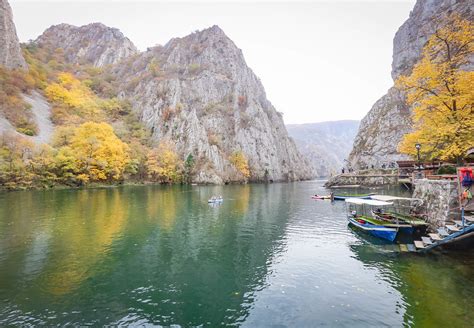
[345,198,402,242]
[372,210,428,232]
[333,193,374,201]
[369,195,428,233]
[348,216,399,242]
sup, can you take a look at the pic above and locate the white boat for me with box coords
[208,197,223,203]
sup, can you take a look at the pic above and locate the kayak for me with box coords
[311,195,331,200]
[208,198,223,203]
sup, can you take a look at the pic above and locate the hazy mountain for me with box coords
[286,120,359,177]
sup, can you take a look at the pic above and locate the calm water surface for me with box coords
[0,181,473,327]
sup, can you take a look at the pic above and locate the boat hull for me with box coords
[334,195,372,201]
[348,217,398,242]
[208,200,223,204]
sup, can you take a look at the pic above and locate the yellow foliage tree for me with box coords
[396,15,474,163]
[55,122,131,184]
[0,133,35,188]
[146,141,182,183]
[229,150,250,179]
[45,72,104,124]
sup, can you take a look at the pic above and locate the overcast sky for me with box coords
[10,0,416,124]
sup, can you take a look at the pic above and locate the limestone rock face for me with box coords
[349,0,473,170]
[35,23,138,67]
[111,26,314,183]
[0,0,27,69]
[392,0,474,79]
[348,87,412,169]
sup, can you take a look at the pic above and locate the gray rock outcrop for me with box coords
[0,0,27,69]
[22,91,53,143]
[111,25,313,183]
[324,169,398,188]
[349,87,412,169]
[349,0,473,170]
[35,23,138,67]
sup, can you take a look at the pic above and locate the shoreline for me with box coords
[0,177,318,192]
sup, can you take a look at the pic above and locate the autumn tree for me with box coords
[396,15,474,163]
[183,153,195,184]
[0,133,35,188]
[45,72,104,124]
[146,141,182,183]
[55,122,131,184]
[229,150,250,179]
[0,67,37,135]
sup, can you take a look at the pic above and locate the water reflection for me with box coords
[0,182,473,326]
[349,237,474,327]
[0,184,290,326]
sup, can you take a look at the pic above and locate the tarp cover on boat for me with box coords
[370,195,420,202]
[345,198,393,206]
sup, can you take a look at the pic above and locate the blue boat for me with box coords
[333,193,374,201]
[345,198,400,242]
[348,217,399,242]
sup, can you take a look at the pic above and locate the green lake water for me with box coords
[0,181,473,327]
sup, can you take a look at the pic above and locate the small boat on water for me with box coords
[333,193,374,201]
[348,216,399,242]
[345,198,401,242]
[311,195,331,200]
[208,196,223,203]
[372,210,428,233]
[369,195,428,233]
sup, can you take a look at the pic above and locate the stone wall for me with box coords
[324,169,398,188]
[412,179,460,231]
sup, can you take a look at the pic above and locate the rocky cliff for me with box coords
[348,87,411,169]
[349,0,473,169]
[0,0,26,69]
[286,120,359,177]
[35,23,138,67]
[109,26,313,183]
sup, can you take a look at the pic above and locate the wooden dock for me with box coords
[411,216,474,252]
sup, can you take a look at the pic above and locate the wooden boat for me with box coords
[333,193,374,201]
[371,210,428,234]
[386,211,427,226]
[369,195,428,233]
[345,198,404,242]
[348,216,399,242]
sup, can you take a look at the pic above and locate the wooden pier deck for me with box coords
[412,218,474,252]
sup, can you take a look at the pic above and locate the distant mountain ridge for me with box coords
[35,23,138,67]
[286,120,359,177]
